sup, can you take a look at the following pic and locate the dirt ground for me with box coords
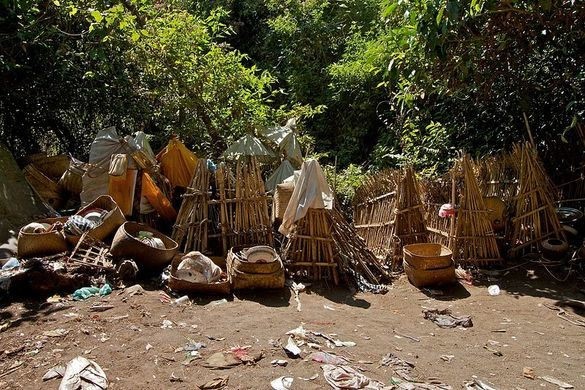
[1,266,584,390]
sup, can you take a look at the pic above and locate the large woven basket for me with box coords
[227,247,285,290]
[168,253,231,294]
[403,243,453,270]
[23,165,64,209]
[17,217,69,258]
[403,260,456,288]
[228,245,283,274]
[66,195,126,245]
[110,222,178,270]
[272,182,294,222]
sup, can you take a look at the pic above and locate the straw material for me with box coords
[23,164,64,208]
[17,217,69,258]
[226,247,285,290]
[111,222,178,269]
[272,182,294,222]
[403,243,453,270]
[74,195,126,243]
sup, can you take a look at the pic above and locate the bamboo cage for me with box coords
[391,166,428,266]
[476,153,519,202]
[420,176,453,247]
[173,156,272,256]
[510,142,565,256]
[282,208,339,284]
[215,157,272,254]
[172,159,210,253]
[352,169,399,258]
[453,155,502,266]
[282,207,390,287]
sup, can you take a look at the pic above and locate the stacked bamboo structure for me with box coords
[476,153,519,202]
[453,156,502,266]
[420,176,453,247]
[391,166,428,267]
[173,156,272,256]
[172,159,210,253]
[282,208,339,284]
[510,143,565,256]
[353,169,399,258]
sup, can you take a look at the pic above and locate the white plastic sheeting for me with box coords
[222,134,274,160]
[265,160,295,192]
[278,159,333,235]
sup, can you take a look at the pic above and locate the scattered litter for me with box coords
[203,347,263,369]
[0,320,12,333]
[43,329,70,338]
[271,359,288,367]
[322,364,386,389]
[423,288,444,296]
[43,366,65,381]
[379,353,415,381]
[423,308,473,328]
[209,298,228,306]
[440,355,454,363]
[271,376,293,390]
[310,351,350,365]
[284,336,301,358]
[107,314,129,321]
[491,329,507,333]
[146,344,153,351]
[184,342,206,352]
[538,375,574,389]
[159,291,172,303]
[483,344,502,356]
[161,319,173,329]
[522,367,534,379]
[455,266,473,285]
[58,356,108,390]
[323,305,336,311]
[199,376,229,389]
[90,305,114,312]
[169,372,183,382]
[172,295,190,305]
[0,360,24,379]
[464,378,497,390]
[392,377,452,389]
[72,284,111,301]
[287,280,306,312]
[392,329,420,342]
[487,285,500,296]
[123,284,144,296]
[207,335,226,341]
[543,303,585,327]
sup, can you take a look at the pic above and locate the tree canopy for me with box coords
[1,0,583,177]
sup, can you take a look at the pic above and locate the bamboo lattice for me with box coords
[510,142,565,256]
[453,155,502,266]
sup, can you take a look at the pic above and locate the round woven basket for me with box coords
[17,217,69,258]
[403,260,455,288]
[403,243,453,270]
[110,222,178,270]
[226,248,285,290]
[168,253,231,294]
[228,245,282,274]
[66,195,126,245]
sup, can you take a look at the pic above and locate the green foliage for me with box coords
[323,163,367,209]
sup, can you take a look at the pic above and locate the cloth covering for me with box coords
[222,134,274,160]
[108,169,137,216]
[279,160,333,235]
[156,137,197,188]
[141,172,177,221]
[280,132,303,167]
[265,160,295,192]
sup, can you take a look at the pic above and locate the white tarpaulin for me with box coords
[279,159,333,235]
[80,127,136,205]
[265,160,295,192]
[280,132,303,166]
[222,134,274,160]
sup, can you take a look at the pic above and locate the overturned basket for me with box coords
[17,217,69,258]
[66,195,126,245]
[226,245,285,290]
[110,222,178,270]
[168,253,231,294]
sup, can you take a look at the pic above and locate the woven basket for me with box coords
[227,249,285,290]
[110,222,178,270]
[272,182,294,221]
[403,260,456,288]
[17,217,69,258]
[403,243,453,270]
[228,245,283,274]
[66,195,126,245]
[25,154,70,179]
[58,158,86,195]
[23,165,65,208]
[168,253,231,294]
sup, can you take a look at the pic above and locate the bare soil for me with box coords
[1,267,584,389]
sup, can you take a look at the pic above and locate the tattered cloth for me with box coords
[423,308,473,328]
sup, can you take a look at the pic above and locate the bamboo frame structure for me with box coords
[510,142,565,256]
[353,169,399,258]
[453,156,502,266]
[391,166,428,267]
[173,156,272,256]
